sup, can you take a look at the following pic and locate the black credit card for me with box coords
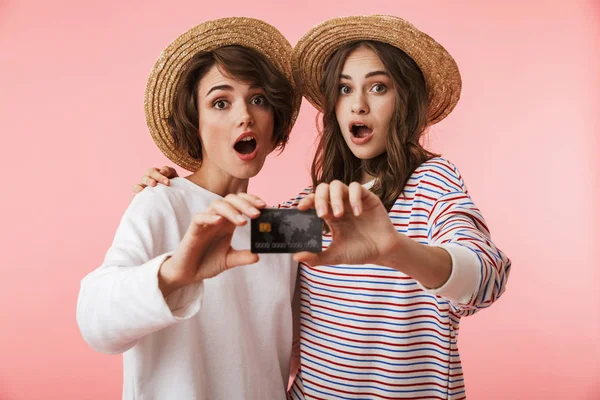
[251,208,323,254]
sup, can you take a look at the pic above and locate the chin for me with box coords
[234,162,265,179]
[347,146,383,160]
[229,169,258,180]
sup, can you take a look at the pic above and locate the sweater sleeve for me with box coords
[419,162,511,316]
[76,189,203,354]
[288,268,301,389]
[277,187,313,209]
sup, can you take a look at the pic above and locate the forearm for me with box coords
[380,234,452,289]
[158,256,194,298]
[380,233,486,306]
[427,190,510,311]
[77,254,203,354]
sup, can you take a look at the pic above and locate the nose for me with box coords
[237,102,254,128]
[351,93,369,115]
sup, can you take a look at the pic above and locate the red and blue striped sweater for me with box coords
[283,157,511,400]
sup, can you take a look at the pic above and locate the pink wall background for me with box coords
[1,1,598,399]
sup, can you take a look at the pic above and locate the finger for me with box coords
[293,250,340,266]
[144,167,160,179]
[294,248,341,267]
[148,167,170,185]
[329,180,348,218]
[226,249,259,269]
[191,213,224,227]
[188,213,225,237]
[314,183,331,218]
[132,184,145,194]
[292,252,320,266]
[236,192,267,209]
[348,182,363,216]
[209,200,248,225]
[297,193,315,211]
[223,194,261,218]
[141,175,157,187]
[160,166,179,179]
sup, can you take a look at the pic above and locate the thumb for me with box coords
[293,251,323,266]
[293,248,342,267]
[160,166,178,179]
[226,249,259,269]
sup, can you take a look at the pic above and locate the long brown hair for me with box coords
[311,41,439,212]
[168,45,296,161]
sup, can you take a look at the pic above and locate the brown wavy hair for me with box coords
[168,45,296,161]
[311,41,439,213]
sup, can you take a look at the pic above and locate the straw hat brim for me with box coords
[292,15,461,125]
[144,17,301,172]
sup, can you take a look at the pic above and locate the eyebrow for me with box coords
[340,70,390,80]
[206,85,233,97]
[205,83,263,97]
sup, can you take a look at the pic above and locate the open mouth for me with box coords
[234,135,257,155]
[350,123,373,138]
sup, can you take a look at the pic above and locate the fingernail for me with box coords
[163,180,169,185]
[316,207,325,217]
[236,215,246,223]
[353,206,360,216]
[256,200,266,207]
[333,206,342,216]
[249,207,260,216]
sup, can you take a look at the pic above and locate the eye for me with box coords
[251,95,268,107]
[371,84,387,93]
[339,85,352,95]
[213,99,230,110]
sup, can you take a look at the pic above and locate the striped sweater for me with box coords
[283,157,511,400]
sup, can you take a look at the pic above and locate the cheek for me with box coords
[385,96,396,121]
[374,98,395,128]
[265,109,275,129]
[256,109,275,135]
[197,110,212,136]
[334,99,346,126]
[198,116,225,151]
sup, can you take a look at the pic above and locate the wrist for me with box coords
[158,257,187,297]
[416,246,452,289]
[377,232,411,270]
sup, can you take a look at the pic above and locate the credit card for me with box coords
[251,208,323,254]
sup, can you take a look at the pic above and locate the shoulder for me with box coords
[127,178,194,218]
[408,157,468,195]
[277,186,313,209]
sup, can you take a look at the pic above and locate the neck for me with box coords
[360,171,375,184]
[185,163,249,197]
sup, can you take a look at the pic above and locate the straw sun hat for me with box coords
[144,17,301,172]
[292,15,462,125]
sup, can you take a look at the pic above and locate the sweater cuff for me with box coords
[137,252,204,321]
[418,244,480,304]
[164,281,204,320]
